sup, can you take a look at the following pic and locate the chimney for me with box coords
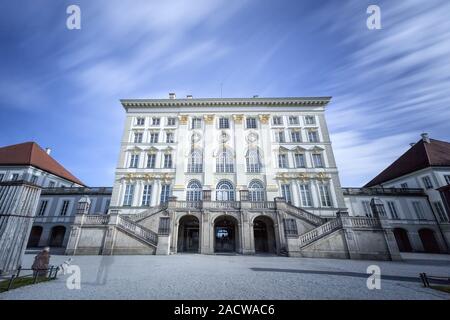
[421,133,430,143]
[169,92,176,99]
[45,148,51,155]
[409,143,415,147]
[186,95,193,99]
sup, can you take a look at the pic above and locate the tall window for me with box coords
[167,117,176,126]
[294,153,306,168]
[281,184,292,203]
[412,201,425,219]
[164,154,173,168]
[30,175,38,184]
[48,181,55,188]
[136,117,145,126]
[387,201,399,219]
[150,132,159,143]
[445,175,450,185]
[186,180,202,201]
[123,185,134,206]
[0,173,4,181]
[216,180,235,201]
[278,154,288,168]
[146,154,156,168]
[160,184,171,203]
[188,150,203,173]
[246,149,261,173]
[191,117,202,129]
[275,131,285,143]
[38,200,48,216]
[166,132,174,143]
[305,115,316,125]
[421,176,433,189]
[60,200,70,216]
[216,149,234,173]
[152,117,160,126]
[308,130,319,142]
[312,154,324,168]
[319,185,332,207]
[141,185,152,206]
[246,117,257,129]
[433,201,449,222]
[362,201,372,217]
[288,116,299,125]
[272,116,283,125]
[248,180,265,202]
[134,132,143,143]
[299,184,312,207]
[219,117,229,129]
[129,154,139,168]
[11,173,19,181]
[290,130,301,142]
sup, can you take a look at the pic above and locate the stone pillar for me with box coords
[101,210,119,255]
[156,216,171,255]
[65,214,84,255]
[200,211,212,254]
[0,181,42,275]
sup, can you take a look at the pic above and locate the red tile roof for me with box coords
[0,142,85,186]
[364,138,450,187]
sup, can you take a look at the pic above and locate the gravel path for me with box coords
[1,254,449,300]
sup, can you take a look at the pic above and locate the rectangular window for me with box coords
[123,184,134,206]
[288,116,299,125]
[299,184,313,207]
[0,173,4,181]
[11,173,19,181]
[444,175,450,185]
[167,117,176,126]
[281,184,292,203]
[104,200,110,214]
[305,115,316,125]
[387,201,399,219]
[141,185,152,206]
[433,201,449,222]
[246,117,257,129]
[30,175,38,184]
[48,181,55,188]
[272,116,283,125]
[278,154,288,168]
[308,130,319,142]
[219,117,229,129]
[38,200,48,216]
[422,176,433,189]
[158,217,171,235]
[400,182,409,189]
[294,153,306,168]
[164,154,173,168]
[283,218,298,236]
[290,131,301,143]
[275,131,285,143]
[160,184,171,203]
[134,132,143,143]
[152,117,160,126]
[312,154,324,168]
[412,201,425,219]
[146,154,156,168]
[129,154,139,168]
[60,200,70,216]
[166,132,174,143]
[150,133,159,143]
[191,118,202,129]
[319,185,332,207]
[136,117,145,126]
[362,201,372,217]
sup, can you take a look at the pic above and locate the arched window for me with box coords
[216,149,234,173]
[188,150,203,173]
[186,180,202,201]
[248,180,265,202]
[246,148,262,173]
[216,180,235,201]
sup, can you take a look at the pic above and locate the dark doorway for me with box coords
[418,228,440,253]
[177,216,200,253]
[214,216,238,253]
[253,216,276,253]
[393,228,412,252]
[27,226,43,247]
[49,226,66,247]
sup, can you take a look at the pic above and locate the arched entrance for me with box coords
[418,228,440,253]
[49,226,66,247]
[27,226,43,247]
[214,216,238,253]
[253,216,276,253]
[393,228,412,252]
[177,216,200,253]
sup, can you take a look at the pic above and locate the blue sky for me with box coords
[1,0,449,187]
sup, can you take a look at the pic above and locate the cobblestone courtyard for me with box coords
[1,253,449,300]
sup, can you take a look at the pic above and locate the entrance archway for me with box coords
[393,228,412,252]
[177,216,200,253]
[27,226,43,247]
[49,226,66,247]
[418,228,440,253]
[253,216,276,253]
[214,216,238,253]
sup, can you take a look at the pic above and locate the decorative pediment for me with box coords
[127,146,143,153]
[278,146,290,154]
[145,147,158,154]
[292,146,307,152]
[310,145,324,152]
[315,172,330,181]
[163,146,174,154]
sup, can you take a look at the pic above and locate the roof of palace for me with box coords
[120,96,332,108]
[0,142,85,186]
[364,138,450,187]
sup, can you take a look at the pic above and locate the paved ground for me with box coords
[1,253,449,300]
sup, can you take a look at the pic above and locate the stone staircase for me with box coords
[297,218,343,248]
[283,202,327,227]
[121,204,167,223]
[116,215,158,248]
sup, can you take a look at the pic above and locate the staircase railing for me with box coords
[117,215,158,246]
[298,218,342,248]
[284,203,326,226]
[121,204,167,223]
